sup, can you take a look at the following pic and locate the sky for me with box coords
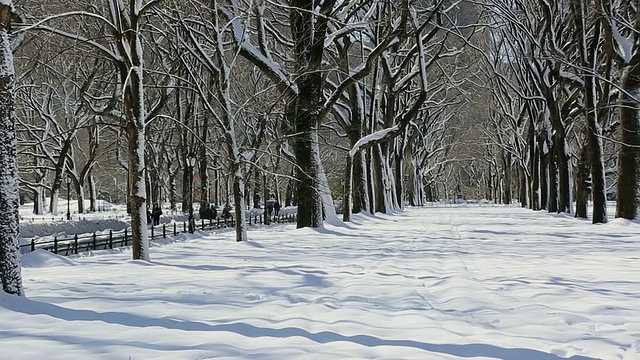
[2,204,639,360]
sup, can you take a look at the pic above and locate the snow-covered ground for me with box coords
[2,205,639,360]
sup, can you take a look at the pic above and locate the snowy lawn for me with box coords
[1,206,639,360]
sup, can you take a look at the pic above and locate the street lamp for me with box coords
[186,153,197,233]
[66,175,72,220]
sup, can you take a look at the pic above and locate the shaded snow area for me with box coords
[2,206,639,360]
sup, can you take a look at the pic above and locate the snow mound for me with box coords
[21,249,77,268]
[20,219,130,238]
[608,217,640,227]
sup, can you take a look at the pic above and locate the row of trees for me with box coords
[474,0,639,225]
[12,0,477,246]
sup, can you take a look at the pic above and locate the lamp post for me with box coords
[66,175,72,220]
[186,153,196,233]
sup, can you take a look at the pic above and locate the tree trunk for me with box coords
[615,63,640,219]
[343,155,353,222]
[182,162,190,213]
[253,168,261,209]
[148,159,160,207]
[366,149,375,213]
[574,0,607,222]
[501,152,512,204]
[346,113,369,214]
[539,135,548,210]
[289,0,335,228]
[292,120,323,227]
[232,172,247,242]
[587,104,608,223]
[395,152,404,209]
[519,166,527,208]
[528,117,539,210]
[352,151,368,213]
[263,173,270,225]
[124,4,149,261]
[0,4,24,295]
[372,145,387,213]
[199,115,209,205]
[33,186,45,215]
[88,173,96,212]
[169,172,177,211]
[285,167,294,207]
[575,144,590,219]
[554,134,572,214]
[547,142,558,213]
[531,138,540,210]
[76,183,85,214]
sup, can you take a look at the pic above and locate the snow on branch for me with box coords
[598,0,637,65]
[318,33,401,123]
[218,5,298,98]
[348,125,402,158]
[17,24,121,62]
[137,0,162,17]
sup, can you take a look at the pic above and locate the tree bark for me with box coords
[289,0,335,228]
[575,144,590,219]
[616,63,640,219]
[0,2,24,295]
[501,152,512,204]
[539,134,548,210]
[547,141,558,213]
[519,166,527,208]
[124,3,149,261]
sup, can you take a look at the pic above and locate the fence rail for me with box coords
[21,213,297,257]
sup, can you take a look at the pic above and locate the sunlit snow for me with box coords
[2,205,639,360]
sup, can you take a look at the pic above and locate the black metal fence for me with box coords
[21,213,297,256]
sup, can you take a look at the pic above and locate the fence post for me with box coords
[31,239,35,252]
[183,221,186,233]
[151,225,154,240]
[74,234,78,254]
[92,233,97,251]
[53,236,58,254]
[109,230,113,249]
[173,223,177,236]
[201,218,204,230]
[124,228,128,246]
[163,224,166,238]
[249,216,252,226]
[217,218,221,229]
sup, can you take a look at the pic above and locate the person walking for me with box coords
[152,205,162,226]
